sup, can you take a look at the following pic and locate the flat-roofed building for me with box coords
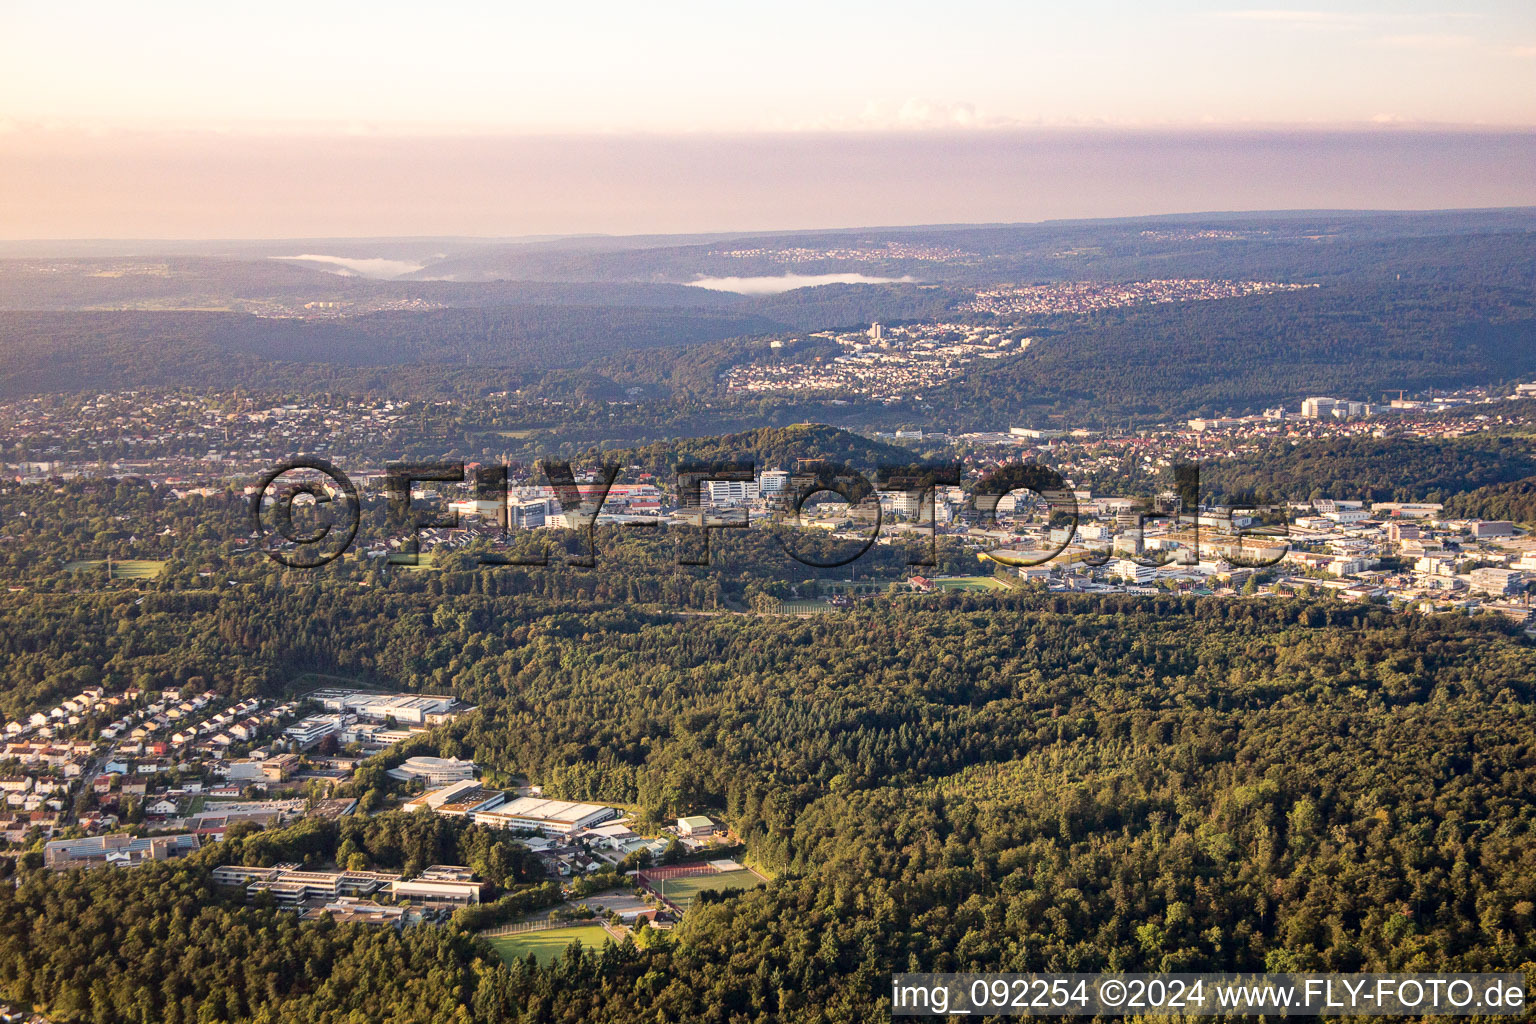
[418,864,476,881]
[1371,502,1444,519]
[211,863,288,887]
[1482,603,1534,626]
[1111,559,1158,585]
[586,821,638,850]
[388,756,476,786]
[301,897,413,926]
[704,479,758,506]
[284,715,342,748]
[478,796,619,834]
[389,873,487,905]
[407,782,505,817]
[677,814,719,838]
[216,864,402,903]
[310,688,463,725]
[1470,567,1528,596]
[45,832,199,869]
[399,776,494,816]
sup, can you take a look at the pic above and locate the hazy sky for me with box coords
[2,1,1534,237]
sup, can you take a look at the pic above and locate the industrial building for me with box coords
[404,779,505,816]
[472,795,618,834]
[310,688,466,726]
[389,865,487,905]
[676,815,719,838]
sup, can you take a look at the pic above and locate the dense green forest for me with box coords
[1443,477,1536,523]
[0,306,786,399]
[2,439,1536,1021]
[2,577,1534,1021]
[1,463,1534,1022]
[1194,435,1536,505]
[928,282,1536,428]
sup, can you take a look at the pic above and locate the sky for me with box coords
[2,1,1535,238]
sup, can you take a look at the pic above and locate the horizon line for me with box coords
[8,121,1536,140]
[4,206,1536,247]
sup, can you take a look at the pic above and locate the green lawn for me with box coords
[931,575,1009,591]
[486,924,613,965]
[779,599,835,614]
[66,559,167,580]
[654,867,766,911]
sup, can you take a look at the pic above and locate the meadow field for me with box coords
[652,867,767,911]
[485,924,613,966]
[65,559,167,580]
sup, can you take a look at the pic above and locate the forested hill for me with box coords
[926,282,1536,428]
[1195,435,1536,505]
[2,214,1534,431]
[0,306,787,400]
[590,423,920,477]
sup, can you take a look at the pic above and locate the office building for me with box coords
[45,833,200,869]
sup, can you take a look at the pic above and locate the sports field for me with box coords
[485,924,612,965]
[931,575,1010,591]
[66,559,167,580]
[651,867,766,910]
[779,599,835,614]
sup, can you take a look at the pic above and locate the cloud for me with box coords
[892,100,986,130]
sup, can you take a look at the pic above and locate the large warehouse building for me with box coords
[473,796,618,834]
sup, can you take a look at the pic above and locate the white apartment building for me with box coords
[758,470,789,497]
[705,479,759,506]
[283,715,342,748]
[1111,559,1158,585]
[880,490,923,518]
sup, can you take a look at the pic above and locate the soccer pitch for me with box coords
[66,559,167,580]
[779,599,835,615]
[931,576,1009,591]
[655,867,766,910]
[485,924,613,966]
